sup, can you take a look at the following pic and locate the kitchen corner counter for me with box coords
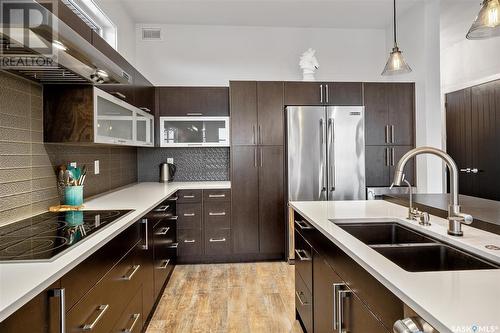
[289,200,500,333]
[0,181,230,322]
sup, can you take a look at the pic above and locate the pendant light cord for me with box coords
[393,0,397,47]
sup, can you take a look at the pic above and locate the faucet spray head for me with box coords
[392,170,405,186]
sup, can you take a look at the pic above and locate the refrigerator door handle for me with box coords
[328,118,335,192]
[320,118,327,194]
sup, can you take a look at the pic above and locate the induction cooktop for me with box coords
[0,210,133,263]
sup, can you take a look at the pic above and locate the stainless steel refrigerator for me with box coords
[287,106,366,202]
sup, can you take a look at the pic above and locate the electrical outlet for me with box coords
[69,162,77,168]
[94,160,100,175]
[167,158,174,164]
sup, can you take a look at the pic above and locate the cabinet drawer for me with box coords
[110,286,143,333]
[203,189,231,202]
[294,230,313,292]
[177,203,202,229]
[205,229,231,256]
[204,202,231,229]
[295,273,313,333]
[62,222,140,311]
[66,242,141,333]
[177,189,202,203]
[178,229,202,256]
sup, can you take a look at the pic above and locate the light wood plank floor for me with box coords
[146,262,304,333]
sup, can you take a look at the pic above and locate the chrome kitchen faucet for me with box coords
[391,147,473,236]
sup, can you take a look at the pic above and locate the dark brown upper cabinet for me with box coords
[230,81,258,145]
[364,83,415,146]
[158,87,229,117]
[257,82,285,145]
[284,82,363,106]
[134,70,155,113]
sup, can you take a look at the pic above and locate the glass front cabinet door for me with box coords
[160,117,230,147]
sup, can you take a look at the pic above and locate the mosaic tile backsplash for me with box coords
[138,147,230,182]
[0,71,138,226]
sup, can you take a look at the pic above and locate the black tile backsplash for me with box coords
[138,147,230,182]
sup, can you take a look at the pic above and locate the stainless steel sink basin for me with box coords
[335,222,436,245]
[374,244,499,272]
[333,221,499,272]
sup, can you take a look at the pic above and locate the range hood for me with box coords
[0,0,130,84]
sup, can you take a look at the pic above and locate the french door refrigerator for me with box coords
[287,106,366,202]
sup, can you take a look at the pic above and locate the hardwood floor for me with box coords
[146,262,304,333]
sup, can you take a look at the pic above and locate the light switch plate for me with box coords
[167,158,174,164]
[94,160,100,175]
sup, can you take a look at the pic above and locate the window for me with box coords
[62,0,117,49]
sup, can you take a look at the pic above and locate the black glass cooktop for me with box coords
[0,210,133,262]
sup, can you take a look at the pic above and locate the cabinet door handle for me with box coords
[258,125,262,144]
[391,147,395,166]
[155,227,170,235]
[320,84,324,103]
[139,107,151,112]
[169,242,179,249]
[158,259,170,269]
[183,213,196,217]
[391,125,395,144]
[295,291,309,306]
[385,147,390,166]
[294,249,312,261]
[254,147,258,168]
[260,148,263,167]
[154,205,169,212]
[253,124,256,144]
[82,304,109,331]
[325,84,329,103]
[183,195,195,199]
[184,239,196,243]
[385,125,390,144]
[208,194,225,198]
[209,212,226,216]
[332,283,346,330]
[186,112,203,116]
[123,313,141,333]
[140,219,148,250]
[337,289,352,333]
[51,288,66,333]
[122,265,141,281]
[209,238,226,242]
[294,220,313,230]
[111,92,126,99]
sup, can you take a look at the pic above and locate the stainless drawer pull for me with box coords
[209,238,226,242]
[183,213,196,217]
[186,113,203,116]
[50,288,66,333]
[208,194,225,198]
[111,92,126,99]
[295,291,309,306]
[183,195,195,198]
[139,107,151,112]
[332,283,346,330]
[169,242,179,249]
[159,259,170,269]
[140,219,148,250]
[155,227,170,235]
[209,212,226,216]
[294,249,312,261]
[82,304,109,331]
[122,265,140,281]
[123,313,140,333]
[154,205,169,212]
[184,239,196,243]
[295,220,313,230]
[337,289,352,333]
[168,196,179,201]
[166,215,178,221]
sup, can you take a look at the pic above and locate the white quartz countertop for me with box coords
[289,200,500,333]
[0,181,230,322]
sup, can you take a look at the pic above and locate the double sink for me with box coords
[333,222,499,272]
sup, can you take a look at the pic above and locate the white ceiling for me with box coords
[103,0,423,29]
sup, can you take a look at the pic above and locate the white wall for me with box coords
[134,24,388,86]
[95,0,136,65]
[384,0,443,193]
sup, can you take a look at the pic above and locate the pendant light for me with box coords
[382,0,412,76]
[467,0,500,40]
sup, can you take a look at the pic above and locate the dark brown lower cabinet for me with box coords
[0,282,62,333]
[295,210,403,333]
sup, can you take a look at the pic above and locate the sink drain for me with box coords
[485,245,500,250]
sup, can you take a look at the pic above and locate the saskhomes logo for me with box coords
[0,0,57,69]
[453,325,500,333]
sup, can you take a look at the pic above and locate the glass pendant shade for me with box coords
[381,46,412,76]
[467,0,500,39]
